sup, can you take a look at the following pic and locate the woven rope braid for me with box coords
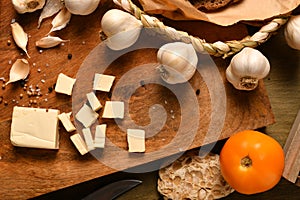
[115,0,288,58]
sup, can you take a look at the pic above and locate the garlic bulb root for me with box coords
[12,0,46,14]
[226,47,270,91]
[157,42,198,84]
[284,15,300,50]
[64,0,100,15]
[101,9,142,51]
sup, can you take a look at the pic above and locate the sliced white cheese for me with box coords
[55,73,76,95]
[94,124,106,148]
[82,128,95,151]
[75,104,99,128]
[93,73,115,92]
[86,92,102,111]
[70,133,88,155]
[58,112,76,132]
[127,129,145,153]
[10,106,60,149]
[102,101,124,119]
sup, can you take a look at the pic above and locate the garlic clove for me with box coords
[105,27,141,51]
[226,47,270,91]
[64,0,100,15]
[48,7,72,34]
[11,21,30,58]
[6,59,30,85]
[12,0,46,14]
[101,9,142,50]
[36,36,69,48]
[157,42,198,84]
[38,0,63,28]
[284,15,300,50]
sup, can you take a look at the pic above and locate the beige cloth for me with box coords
[138,0,300,26]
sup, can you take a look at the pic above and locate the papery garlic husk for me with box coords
[6,59,30,85]
[226,47,270,91]
[12,0,45,14]
[36,36,69,48]
[284,15,300,50]
[157,42,198,84]
[48,7,72,34]
[38,0,63,28]
[101,9,142,50]
[64,0,100,15]
[11,22,30,58]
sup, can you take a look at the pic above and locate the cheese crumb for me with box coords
[86,92,102,111]
[58,112,76,132]
[75,104,99,128]
[55,73,76,95]
[70,133,88,155]
[102,101,124,119]
[127,129,145,153]
[82,128,95,151]
[93,74,115,92]
[94,124,106,148]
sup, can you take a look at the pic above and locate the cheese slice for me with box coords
[55,73,76,95]
[10,106,60,149]
[127,129,145,153]
[58,112,76,132]
[102,101,124,119]
[82,128,95,151]
[93,73,115,92]
[75,104,99,128]
[94,124,106,148]
[70,133,88,155]
[86,92,102,111]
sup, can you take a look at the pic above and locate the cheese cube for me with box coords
[102,101,124,119]
[10,106,59,149]
[55,73,76,95]
[94,124,106,148]
[127,129,145,153]
[82,128,95,151]
[86,92,102,111]
[93,74,115,92]
[58,112,76,132]
[75,104,99,128]
[70,133,88,155]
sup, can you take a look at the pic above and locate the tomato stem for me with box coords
[241,155,252,168]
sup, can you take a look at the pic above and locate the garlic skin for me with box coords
[101,9,142,51]
[157,42,198,84]
[64,0,100,15]
[226,47,270,91]
[284,15,300,50]
[12,0,45,14]
[6,59,30,85]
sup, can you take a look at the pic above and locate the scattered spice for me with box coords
[41,79,45,83]
[4,101,8,106]
[2,84,6,90]
[196,89,200,95]
[48,86,53,93]
[19,93,23,99]
[67,53,72,60]
[7,40,11,46]
[37,68,41,73]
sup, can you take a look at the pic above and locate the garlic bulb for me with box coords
[64,0,100,15]
[12,0,45,14]
[226,47,270,91]
[6,59,30,85]
[101,9,142,51]
[157,42,198,84]
[284,15,300,50]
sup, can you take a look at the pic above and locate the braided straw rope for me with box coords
[114,0,289,58]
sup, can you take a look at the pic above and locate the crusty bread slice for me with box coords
[190,0,241,12]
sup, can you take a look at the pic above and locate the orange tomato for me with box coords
[219,130,285,195]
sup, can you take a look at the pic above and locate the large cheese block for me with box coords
[10,106,60,149]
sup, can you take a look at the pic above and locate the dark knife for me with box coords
[82,179,142,200]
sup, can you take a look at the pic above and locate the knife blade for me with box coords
[82,179,142,200]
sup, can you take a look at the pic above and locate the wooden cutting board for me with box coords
[0,1,274,199]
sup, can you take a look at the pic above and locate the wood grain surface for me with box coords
[0,1,283,200]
